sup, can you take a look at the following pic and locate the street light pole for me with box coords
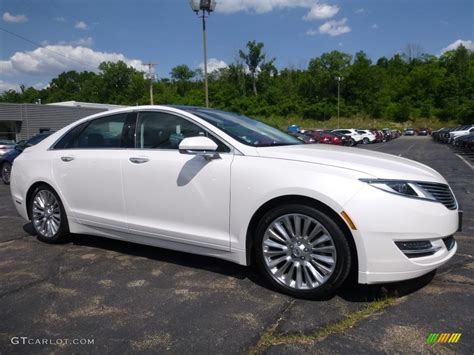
[201,12,209,108]
[190,0,216,108]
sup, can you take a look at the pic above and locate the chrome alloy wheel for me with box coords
[32,190,61,238]
[262,213,337,290]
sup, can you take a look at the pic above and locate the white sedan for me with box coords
[10,106,459,299]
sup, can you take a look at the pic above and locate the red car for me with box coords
[305,130,342,145]
[370,129,384,143]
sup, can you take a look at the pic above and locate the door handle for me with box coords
[129,157,149,164]
[61,156,74,162]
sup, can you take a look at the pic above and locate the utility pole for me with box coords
[335,76,343,128]
[145,63,157,105]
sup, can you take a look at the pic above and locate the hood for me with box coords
[255,144,445,183]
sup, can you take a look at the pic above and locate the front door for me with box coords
[121,111,233,250]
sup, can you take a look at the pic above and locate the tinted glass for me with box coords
[137,111,229,152]
[187,108,302,147]
[27,133,51,146]
[54,113,136,150]
[53,122,89,149]
[73,114,128,149]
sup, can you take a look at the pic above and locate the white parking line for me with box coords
[456,154,474,170]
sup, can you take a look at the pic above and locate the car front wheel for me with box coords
[29,185,70,243]
[2,162,11,185]
[254,204,352,299]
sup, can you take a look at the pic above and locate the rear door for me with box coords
[51,112,136,231]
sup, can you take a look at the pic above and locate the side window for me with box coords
[54,113,134,150]
[75,114,128,148]
[136,111,230,152]
[53,122,89,149]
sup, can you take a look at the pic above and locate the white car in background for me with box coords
[10,106,459,299]
[448,125,474,143]
[332,129,365,144]
[356,129,377,144]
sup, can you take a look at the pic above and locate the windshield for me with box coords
[183,108,302,147]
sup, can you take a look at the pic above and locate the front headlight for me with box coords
[360,179,436,201]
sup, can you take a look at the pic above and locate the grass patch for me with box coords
[247,297,400,355]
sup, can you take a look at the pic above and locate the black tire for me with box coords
[254,204,352,299]
[2,162,11,185]
[29,184,71,243]
[362,137,370,144]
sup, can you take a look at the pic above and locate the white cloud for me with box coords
[318,18,351,36]
[0,45,147,77]
[0,80,20,92]
[355,8,365,14]
[199,58,228,73]
[2,12,28,23]
[75,21,88,30]
[303,4,339,20]
[441,39,474,53]
[217,1,339,20]
[53,16,66,22]
[371,23,378,29]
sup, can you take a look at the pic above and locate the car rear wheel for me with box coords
[254,204,352,299]
[362,137,370,144]
[29,185,70,243]
[2,162,11,185]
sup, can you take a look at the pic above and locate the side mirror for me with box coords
[179,136,220,160]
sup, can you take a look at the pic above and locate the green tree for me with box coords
[239,40,275,97]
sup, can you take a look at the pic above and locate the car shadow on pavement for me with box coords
[23,222,437,303]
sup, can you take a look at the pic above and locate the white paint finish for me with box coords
[10,105,459,286]
[51,149,128,231]
[122,149,233,249]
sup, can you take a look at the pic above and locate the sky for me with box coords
[0,0,473,93]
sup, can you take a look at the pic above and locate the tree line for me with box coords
[1,41,473,124]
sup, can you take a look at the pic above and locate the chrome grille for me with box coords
[417,182,457,210]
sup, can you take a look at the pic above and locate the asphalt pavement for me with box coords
[0,136,472,354]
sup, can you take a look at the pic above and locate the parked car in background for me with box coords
[10,105,459,299]
[453,133,474,150]
[356,129,377,144]
[404,128,416,136]
[0,139,16,158]
[1,133,53,184]
[305,130,342,145]
[381,129,393,141]
[369,130,384,143]
[418,128,429,136]
[327,131,357,147]
[289,132,316,144]
[331,129,364,144]
[448,125,474,143]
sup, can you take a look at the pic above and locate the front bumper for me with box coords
[343,184,459,284]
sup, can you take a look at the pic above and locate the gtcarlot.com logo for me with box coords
[11,337,94,346]
[426,333,462,344]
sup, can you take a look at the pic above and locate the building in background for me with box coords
[0,102,127,141]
